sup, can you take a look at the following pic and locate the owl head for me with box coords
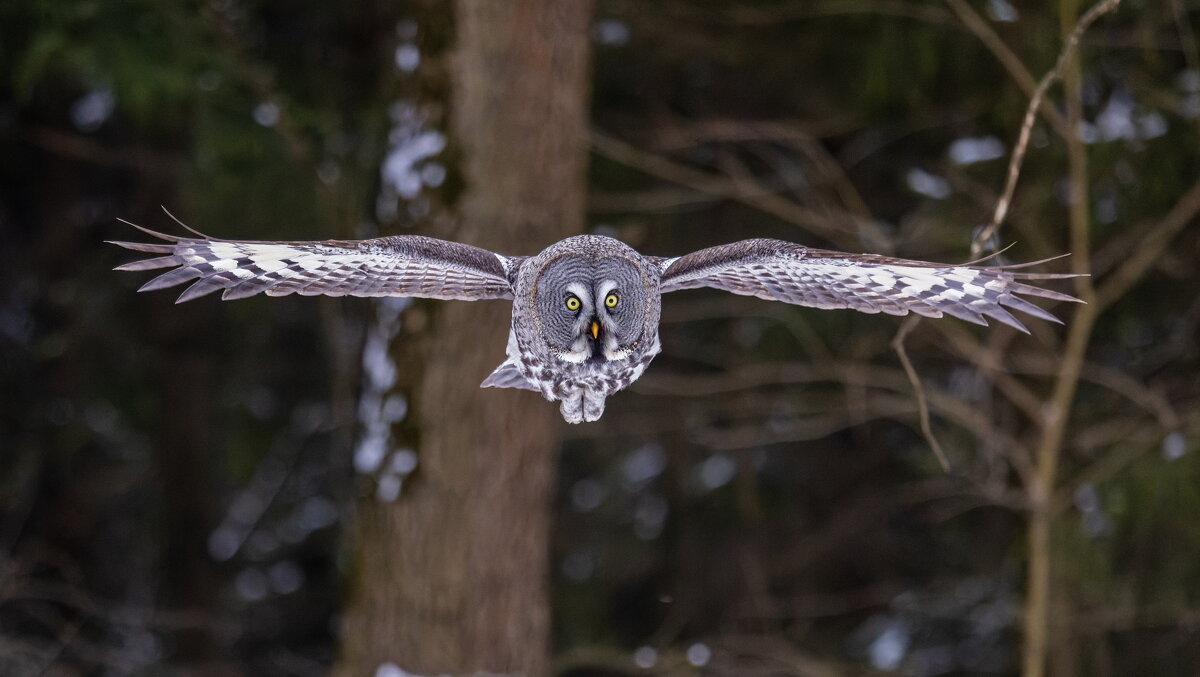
[525,235,660,364]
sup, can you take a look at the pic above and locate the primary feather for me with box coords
[654,239,1081,334]
[109,221,517,303]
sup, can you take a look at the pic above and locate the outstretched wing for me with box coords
[655,239,1082,333]
[110,221,521,303]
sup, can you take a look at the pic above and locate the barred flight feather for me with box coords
[657,239,1083,334]
[109,222,518,303]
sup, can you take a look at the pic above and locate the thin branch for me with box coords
[971,0,1123,258]
[1013,356,1182,431]
[1170,0,1200,101]
[590,129,889,249]
[705,0,959,27]
[590,185,733,213]
[660,294,835,362]
[1097,178,1200,310]
[944,0,1072,141]
[742,121,874,219]
[22,126,180,173]
[932,321,1046,428]
[687,397,916,450]
[1051,426,1174,518]
[650,116,861,151]
[639,360,1031,477]
[1022,3,1116,672]
[891,317,951,471]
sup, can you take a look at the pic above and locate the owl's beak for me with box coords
[589,320,600,340]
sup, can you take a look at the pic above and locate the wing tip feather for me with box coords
[115,218,189,243]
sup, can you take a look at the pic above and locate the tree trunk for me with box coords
[335,2,593,675]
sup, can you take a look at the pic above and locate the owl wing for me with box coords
[110,221,521,303]
[655,239,1082,333]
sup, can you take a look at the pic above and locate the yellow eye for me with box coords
[565,296,581,311]
[604,293,619,308]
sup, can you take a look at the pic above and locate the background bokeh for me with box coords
[2,0,1199,675]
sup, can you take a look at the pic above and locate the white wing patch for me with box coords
[110,224,517,303]
[658,239,1081,333]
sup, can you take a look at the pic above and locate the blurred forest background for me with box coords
[2,0,1199,675]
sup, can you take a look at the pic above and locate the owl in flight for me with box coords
[111,219,1080,423]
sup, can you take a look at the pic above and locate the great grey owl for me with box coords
[111,219,1080,423]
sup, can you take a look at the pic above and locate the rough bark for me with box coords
[335,2,593,675]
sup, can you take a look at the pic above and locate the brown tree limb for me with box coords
[641,359,1039,478]
[1019,356,1181,430]
[1021,2,1113,671]
[590,129,890,249]
[944,0,1072,142]
[749,120,874,219]
[1170,0,1200,93]
[971,0,1122,258]
[1096,178,1200,310]
[932,321,1047,429]
[700,0,959,27]
[891,317,951,471]
[22,126,180,173]
[1051,420,1194,518]
[649,116,862,151]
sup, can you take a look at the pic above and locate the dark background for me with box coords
[2,0,1199,675]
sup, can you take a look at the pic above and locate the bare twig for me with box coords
[650,116,861,151]
[1012,356,1181,431]
[1097,178,1200,309]
[971,0,1123,258]
[639,361,1031,476]
[702,0,958,27]
[1022,4,1116,674]
[590,129,890,249]
[931,321,1045,427]
[743,121,874,219]
[590,184,743,213]
[1169,0,1200,100]
[944,0,1072,142]
[770,478,991,580]
[1051,424,1185,518]
[891,317,951,471]
[660,292,834,361]
[22,126,180,173]
[688,397,916,450]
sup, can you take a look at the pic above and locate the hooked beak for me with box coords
[589,320,600,340]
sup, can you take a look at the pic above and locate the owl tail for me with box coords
[480,361,539,392]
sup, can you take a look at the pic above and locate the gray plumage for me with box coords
[111,220,1082,423]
